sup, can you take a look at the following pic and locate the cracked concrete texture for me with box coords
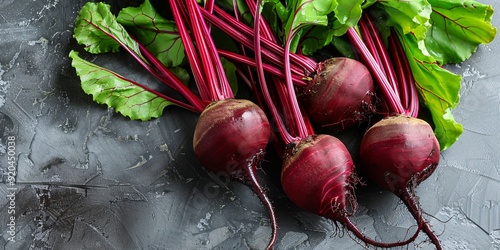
[0,0,499,249]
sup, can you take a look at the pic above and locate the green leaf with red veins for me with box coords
[424,0,497,64]
[374,0,432,41]
[73,2,143,60]
[397,30,463,151]
[69,51,172,121]
[117,0,185,68]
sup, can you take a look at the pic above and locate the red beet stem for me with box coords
[134,41,207,112]
[252,0,302,144]
[169,0,210,100]
[359,14,400,100]
[202,6,316,75]
[388,29,420,117]
[347,27,405,114]
[185,0,233,100]
[218,49,308,87]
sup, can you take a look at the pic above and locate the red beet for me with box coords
[303,57,375,130]
[281,134,357,220]
[346,13,445,248]
[245,2,421,246]
[359,116,440,192]
[359,115,441,249]
[170,0,279,247]
[281,134,420,248]
[192,98,277,249]
[193,99,271,175]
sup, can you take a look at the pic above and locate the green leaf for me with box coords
[262,0,288,23]
[299,25,336,55]
[331,0,363,35]
[299,0,363,55]
[424,0,497,64]
[221,57,239,95]
[282,0,337,52]
[69,51,172,121]
[117,0,185,68]
[361,0,377,9]
[261,0,286,41]
[398,31,463,150]
[169,67,191,85]
[375,0,432,41]
[331,36,356,58]
[73,2,142,57]
[265,0,362,55]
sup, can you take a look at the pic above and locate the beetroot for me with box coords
[281,134,357,220]
[170,1,278,248]
[193,99,271,175]
[245,1,421,247]
[359,115,441,248]
[192,98,276,248]
[303,57,375,129]
[281,134,420,248]
[359,116,440,193]
[347,13,445,249]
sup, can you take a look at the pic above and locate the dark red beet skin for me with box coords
[281,134,356,220]
[193,98,278,249]
[281,134,421,248]
[193,98,271,175]
[303,57,374,129]
[359,115,442,249]
[359,115,440,193]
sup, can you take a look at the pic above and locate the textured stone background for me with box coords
[0,1,499,249]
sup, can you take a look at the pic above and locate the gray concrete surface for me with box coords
[0,0,498,249]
